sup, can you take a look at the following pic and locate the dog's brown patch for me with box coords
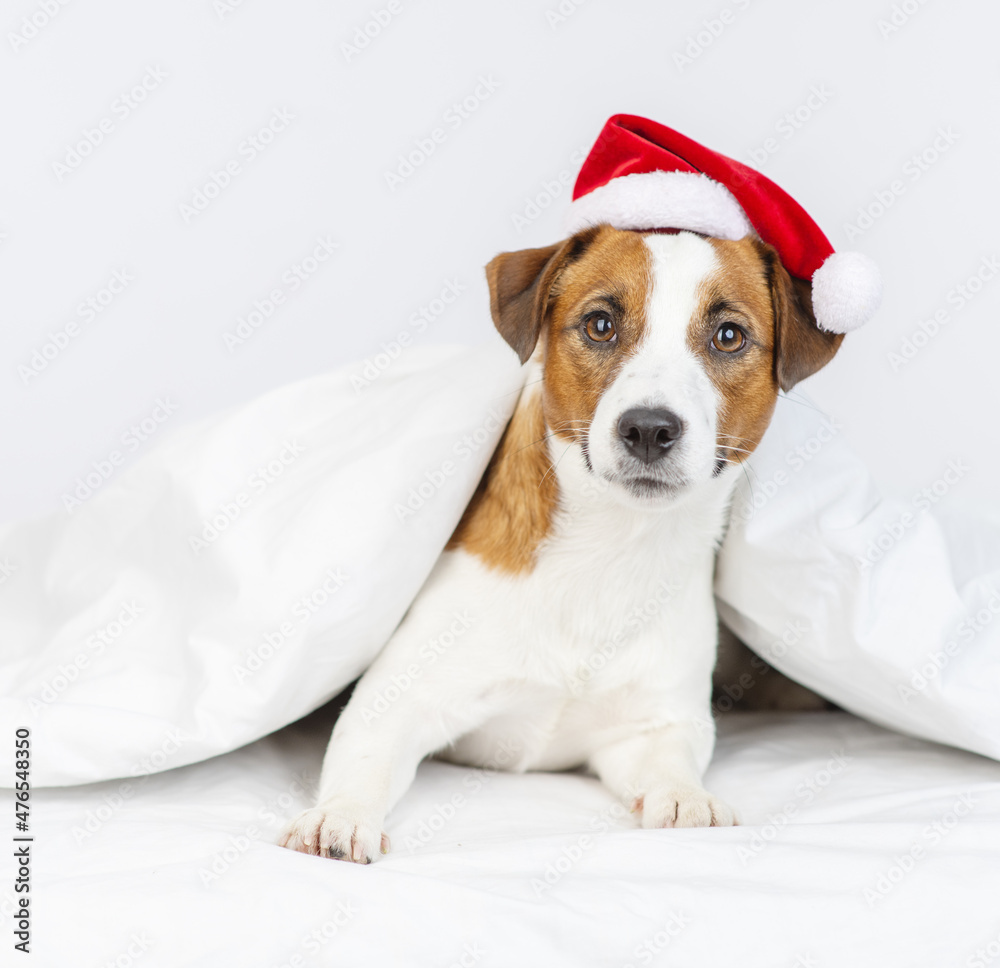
[446,386,558,574]
[450,226,654,574]
[687,237,781,466]
[690,236,841,466]
[541,228,653,446]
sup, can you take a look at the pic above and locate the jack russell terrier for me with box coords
[279,115,879,863]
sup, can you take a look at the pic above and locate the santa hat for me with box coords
[565,114,881,334]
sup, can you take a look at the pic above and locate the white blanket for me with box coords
[12,707,1000,968]
[0,345,521,786]
[718,391,1000,760]
[4,344,1000,791]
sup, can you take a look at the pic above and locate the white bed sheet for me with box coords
[12,707,1000,968]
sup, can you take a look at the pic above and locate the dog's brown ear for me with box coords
[485,229,598,364]
[765,243,844,392]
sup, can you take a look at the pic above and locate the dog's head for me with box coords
[486,224,842,508]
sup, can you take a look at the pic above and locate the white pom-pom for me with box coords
[811,251,882,334]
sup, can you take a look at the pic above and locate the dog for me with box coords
[279,222,842,862]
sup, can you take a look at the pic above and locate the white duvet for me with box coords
[3,343,1000,792]
[3,345,1000,968]
[9,706,1000,968]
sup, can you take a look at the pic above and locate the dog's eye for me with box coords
[584,315,616,343]
[712,324,746,353]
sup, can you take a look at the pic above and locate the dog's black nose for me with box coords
[617,408,684,464]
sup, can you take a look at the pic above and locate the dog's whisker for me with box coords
[538,443,574,490]
[738,460,757,506]
[505,432,558,460]
[777,391,830,417]
[713,445,762,507]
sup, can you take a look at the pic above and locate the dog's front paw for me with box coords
[632,788,737,828]
[278,800,390,863]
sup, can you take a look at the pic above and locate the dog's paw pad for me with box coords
[278,802,387,863]
[635,788,736,829]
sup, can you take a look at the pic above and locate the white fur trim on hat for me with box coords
[563,170,753,240]
[811,251,882,334]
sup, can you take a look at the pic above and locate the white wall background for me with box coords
[2,0,997,523]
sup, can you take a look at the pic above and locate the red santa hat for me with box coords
[565,114,881,334]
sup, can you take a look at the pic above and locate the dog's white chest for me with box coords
[426,492,729,771]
